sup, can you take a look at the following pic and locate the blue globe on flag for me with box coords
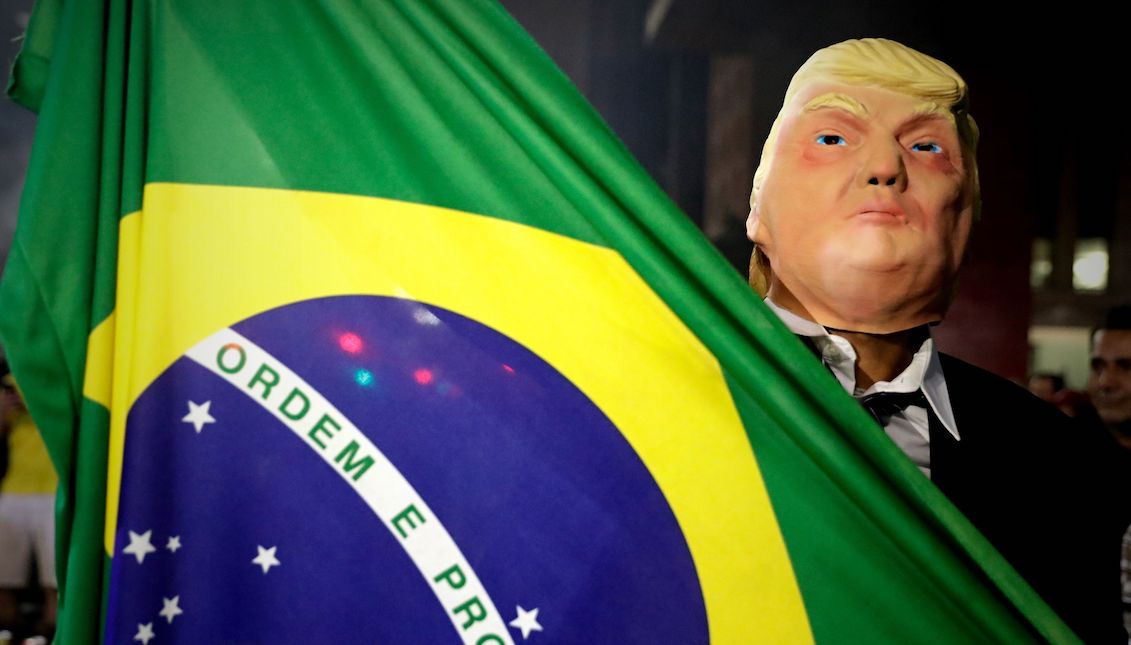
[105,295,707,643]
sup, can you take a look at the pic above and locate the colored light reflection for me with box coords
[412,307,441,326]
[502,364,515,375]
[354,369,375,388]
[338,332,364,354]
[413,368,434,385]
[436,381,461,399]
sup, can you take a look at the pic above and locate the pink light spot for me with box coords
[502,364,515,375]
[413,368,434,385]
[338,332,363,354]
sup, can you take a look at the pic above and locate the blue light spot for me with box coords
[355,369,375,387]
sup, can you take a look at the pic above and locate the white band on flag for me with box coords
[186,328,514,645]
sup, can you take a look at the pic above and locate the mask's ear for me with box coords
[746,207,760,243]
[747,205,772,296]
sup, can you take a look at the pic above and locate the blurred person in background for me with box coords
[0,363,57,642]
[1087,304,1131,635]
[1051,388,1096,419]
[1026,371,1100,419]
[1026,371,1096,418]
[1090,305,1131,449]
[1027,371,1065,403]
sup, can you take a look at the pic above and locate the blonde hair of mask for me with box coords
[748,38,981,295]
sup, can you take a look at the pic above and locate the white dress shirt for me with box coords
[765,299,960,477]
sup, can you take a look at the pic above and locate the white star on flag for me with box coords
[134,622,155,644]
[123,530,157,564]
[509,605,543,640]
[182,400,216,433]
[159,595,183,624]
[252,545,281,574]
[166,535,182,552]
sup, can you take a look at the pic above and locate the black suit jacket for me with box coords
[932,353,1129,644]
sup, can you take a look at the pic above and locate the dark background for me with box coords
[3,0,1127,383]
[499,0,1131,382]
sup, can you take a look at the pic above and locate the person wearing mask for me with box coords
[745,38,1125,641]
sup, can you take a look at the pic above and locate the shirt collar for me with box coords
[765,298,959,440]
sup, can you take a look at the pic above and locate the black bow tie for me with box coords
[795,334,928,426]
[858,390,927,427]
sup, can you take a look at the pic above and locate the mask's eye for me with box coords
[911,142,942,154]
[815,134,846,146]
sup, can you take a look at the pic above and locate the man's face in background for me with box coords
[1089,329,1131,426]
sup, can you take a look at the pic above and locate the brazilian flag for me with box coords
[1,0,1077,643]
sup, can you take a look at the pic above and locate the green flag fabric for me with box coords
[1,0,1078,643]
